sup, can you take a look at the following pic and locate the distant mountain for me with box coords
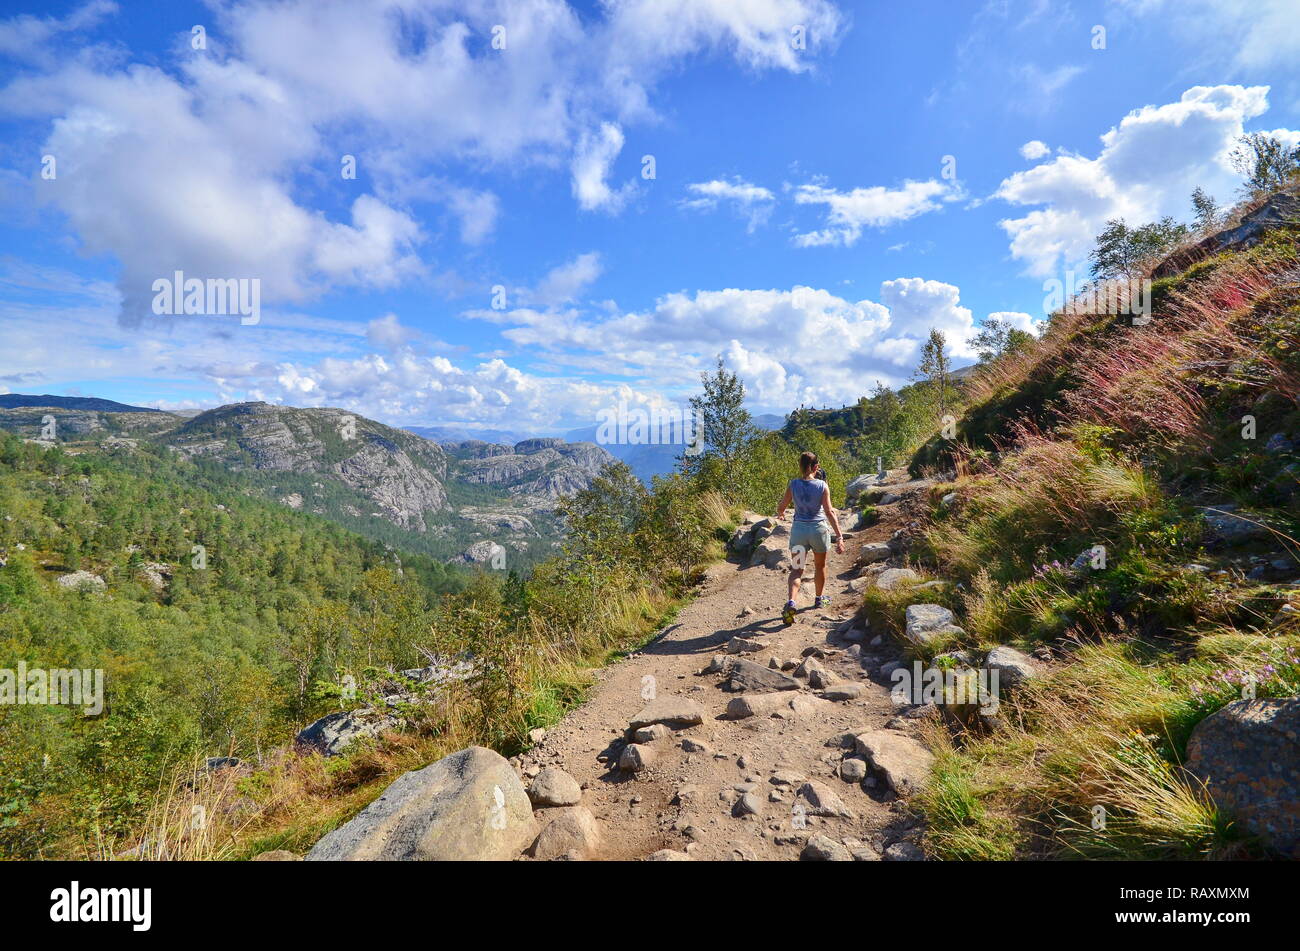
[565,411,786,483]
[406,424,533,446]
[0,393,162,412]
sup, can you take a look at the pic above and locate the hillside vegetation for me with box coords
[877,186,1300,858]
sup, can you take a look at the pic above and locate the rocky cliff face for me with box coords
[449,438,616,505]
[164,402,449,530]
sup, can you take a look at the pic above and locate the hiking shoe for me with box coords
[815,595,831,609]
[781,601,796,626]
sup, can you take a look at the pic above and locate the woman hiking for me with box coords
[776,451,845,625]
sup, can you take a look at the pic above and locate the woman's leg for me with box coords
[813,551,828,597]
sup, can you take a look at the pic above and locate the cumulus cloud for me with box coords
[460,277,991,411]
[532,252,603,306]
[792,180,955,247]
[995,85,1293,278]
[0,0,846,324]
[1020,140,1051,160]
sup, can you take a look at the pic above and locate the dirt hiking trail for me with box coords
[513,471,937,861]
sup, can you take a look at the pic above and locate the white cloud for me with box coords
[995,84,1292,278]
[1020,140,1051,160]
[680,177,776,231]
[571,122,633,213]
[1116,0,1300,72]
[792,179,955,247]
[0,0,846,322]
[533,252,603,306]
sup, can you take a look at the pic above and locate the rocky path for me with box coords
[511,474,937,861]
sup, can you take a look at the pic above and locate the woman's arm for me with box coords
[776,484,793,519]
[822,487,845,554]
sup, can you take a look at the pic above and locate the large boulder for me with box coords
[1186,699,1300,858]
[854,730,934,796]
[296,708,398,757]
[305,746,536,860]
[857,542,892,566]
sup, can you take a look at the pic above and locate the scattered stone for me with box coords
[681,737,709,754]
[839,758,868,783]
[530,805,601,860]
[854,731,934,796]
[645,849,693,861]
[251,850,300,861]
[821,683,865,702]
[903,604,960,647]
[618,744,656,773]
[56,570,106,593]
[627,697,705,732]
[528,767,582,808]
[983,645,1042,689]
[633,723,672,743]
[297,708,399,758]
[875,568,920,591]
[725,659,800,693]
[726,636,765,654]
[857,542,892,565]
[305,746,536,861]
[883,841,925,861]
[796,780,855,819]
[770,770,806,787]
[1201,505,1273,547]
[733,792,763,818]
[801,834,852,861]
[527,727,547,745]
[808,668,836,690]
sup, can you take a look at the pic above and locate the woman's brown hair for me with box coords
[799,451,818,475]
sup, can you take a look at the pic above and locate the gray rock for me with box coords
[627,697,705,731]
[644,849,693,861]
[726,636,765,654]
[903,604,957,647]
[854,731,934,796]
[801,834,852,861]
[1186,698,1300,858]
[297,708,399,757]
[1200,505,1272,547]
[306,746,536,860]
[883,841,925,861]
[796,780,855,818]
[875,567,920,591]
[251,850,301,861]
[725,659,801,693]
[733,792,763,818]
[839,758,868,783]
[857,542,892,565]
[530,805,601,860]
[725,693,793,719]
[984,645,1042,689]
[633,723,672,743]
[528,767,582,808]
[619,744,656,773]
[681,737,709,754]
[821,683,865,702]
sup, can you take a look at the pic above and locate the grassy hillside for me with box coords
[864,190,1300,858]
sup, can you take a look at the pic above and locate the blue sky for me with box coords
[1,0,1298,433]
